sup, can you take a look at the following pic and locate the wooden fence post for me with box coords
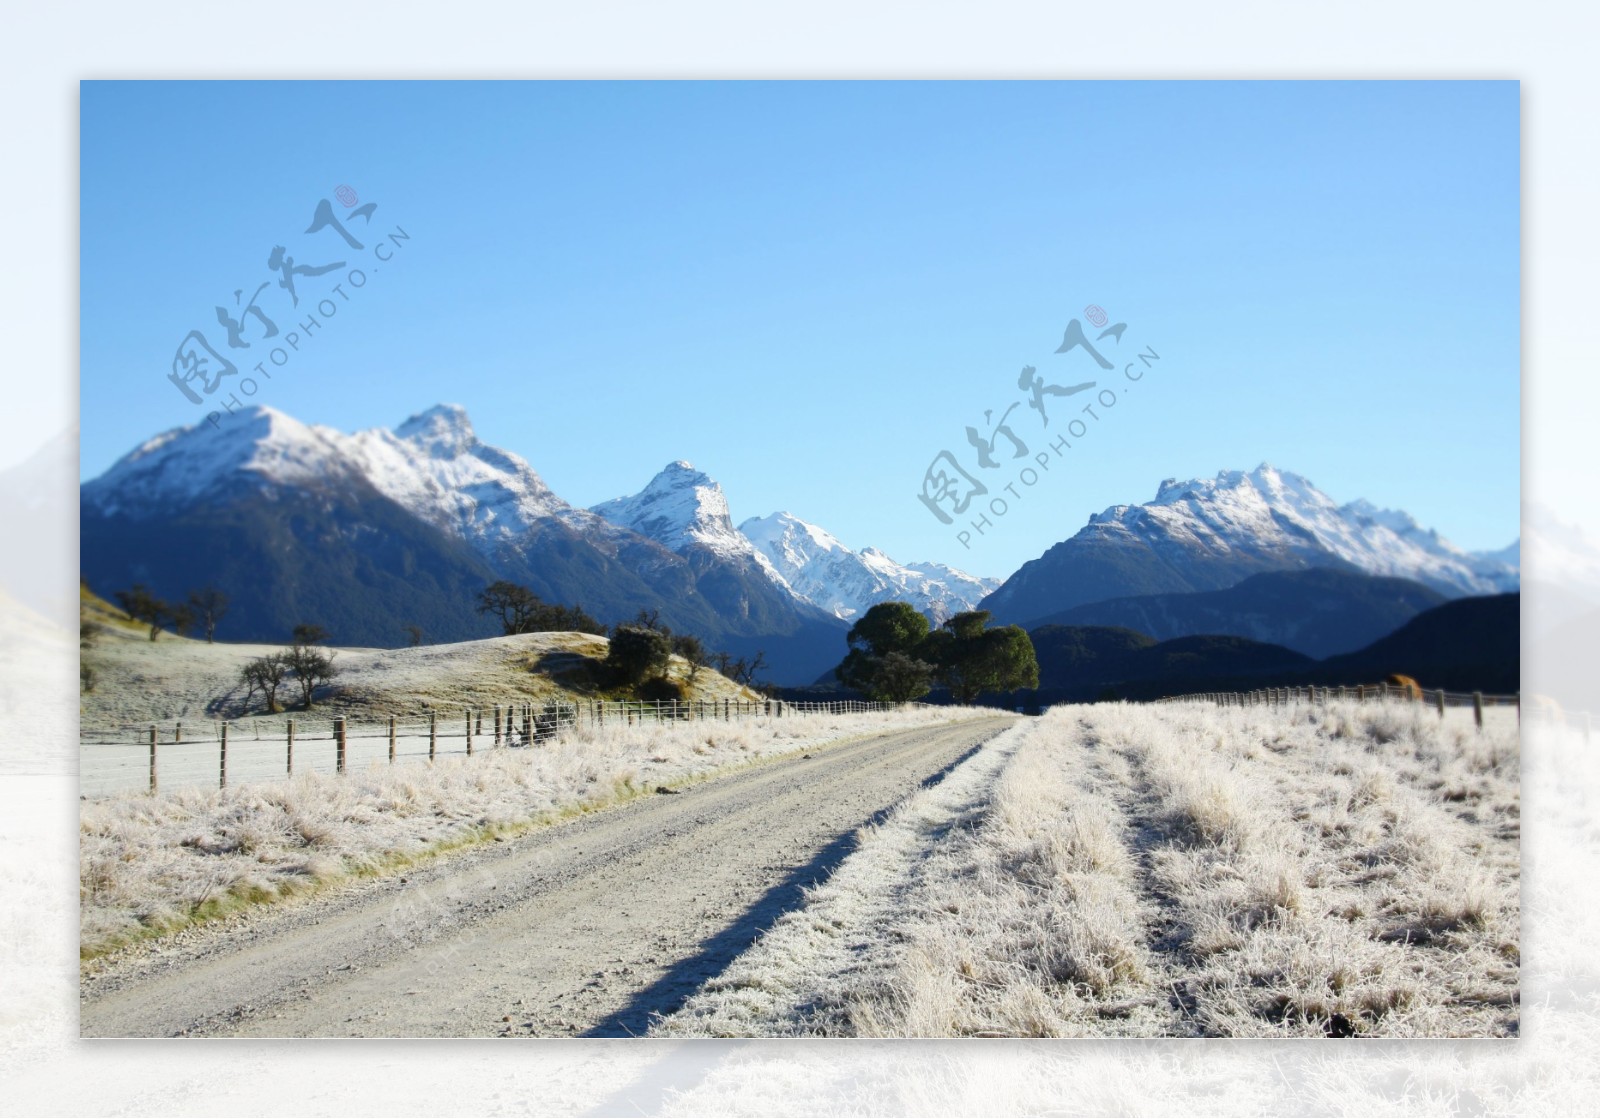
[335,716,347,773]
[466,709,474,755]
[1435,691,1446,718]
[287,718,295,775]
[429,712,437,760]
[388,715,397,763]
[219,722,228,789]
[175,721,182,743]
[148,725,157,795]
[1473,692,1484,730]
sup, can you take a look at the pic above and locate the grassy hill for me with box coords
[79,592,763,731]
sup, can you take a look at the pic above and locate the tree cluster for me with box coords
[475,581,606,637]
[112,584,229,643]
[240,641,338,712]
[835,603,1038,704]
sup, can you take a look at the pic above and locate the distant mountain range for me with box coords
[1029,593,1519,702]
[980,464,1517,627]
[79,405,996,683]
[1027,568,1449,659]
[78,406,1523,689]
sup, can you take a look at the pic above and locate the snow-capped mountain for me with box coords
[981,463,1519,626]
[588,469,1000,624]
[84,403,593,552]
[588,462,796,589]
[81,405,849,681]
[739,511,1000,623]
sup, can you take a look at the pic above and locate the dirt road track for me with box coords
[81,716,1014,1037]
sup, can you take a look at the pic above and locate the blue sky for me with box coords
[80,80,1520,579]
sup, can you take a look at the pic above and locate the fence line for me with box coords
[80,697,905,797]
[1157,683,1521,730]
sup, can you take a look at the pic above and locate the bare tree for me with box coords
[114,584,171,642]
[284,644,338,710]
[240,652,289,713]
[187,587,229,643]
[402,624,424,647]
[170,603,196,638]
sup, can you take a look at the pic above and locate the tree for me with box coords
[292,623,330,646]
[187,587,229,643]
[170,603,196,638]
[931,611,1038,702]
[605,625,672,687]
[835,601,935,699]
[710,649,767,687]
[847,601,931,658]
[476,581,606,636]
[114,584,172,641]
[284,644,338,710]
[477,581,542,634]
[872,651,936,704]
[402,624,424,647]
[241,652,289,713]
[671,632,708,683]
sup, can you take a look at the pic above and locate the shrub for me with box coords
[605,626,672,687]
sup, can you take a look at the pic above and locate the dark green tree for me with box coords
[848,601,931,658]
[835,601,936,701]
[872,650,936,704]
[930,610,1039,702]
[605,625,672,688]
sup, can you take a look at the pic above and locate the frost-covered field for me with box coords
[657,699,1520,1038]
[80,706,985,959]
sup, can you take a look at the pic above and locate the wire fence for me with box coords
[80,697,902,797]
[1157,682,1521,729]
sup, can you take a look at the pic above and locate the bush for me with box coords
[605,626,672,687]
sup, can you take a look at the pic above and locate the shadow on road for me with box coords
[580,730,998,1045]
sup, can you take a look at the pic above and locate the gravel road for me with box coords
[81,716,1014,1037]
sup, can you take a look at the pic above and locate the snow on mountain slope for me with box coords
[982,463,1518,627]
[591,462,747,558]
[1131,464,1515,597]
[740,511,1000,623]
[588,462,797,586]
[81,403,627,556]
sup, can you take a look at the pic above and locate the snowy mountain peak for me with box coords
[591,462,746,558]
[395,403,477,456]
[1088,465,1518,598]
[739,511,1000,623]
[82,405,352,514]
[83,403,570,548]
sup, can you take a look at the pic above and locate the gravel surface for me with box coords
[80,716,1014,1037]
